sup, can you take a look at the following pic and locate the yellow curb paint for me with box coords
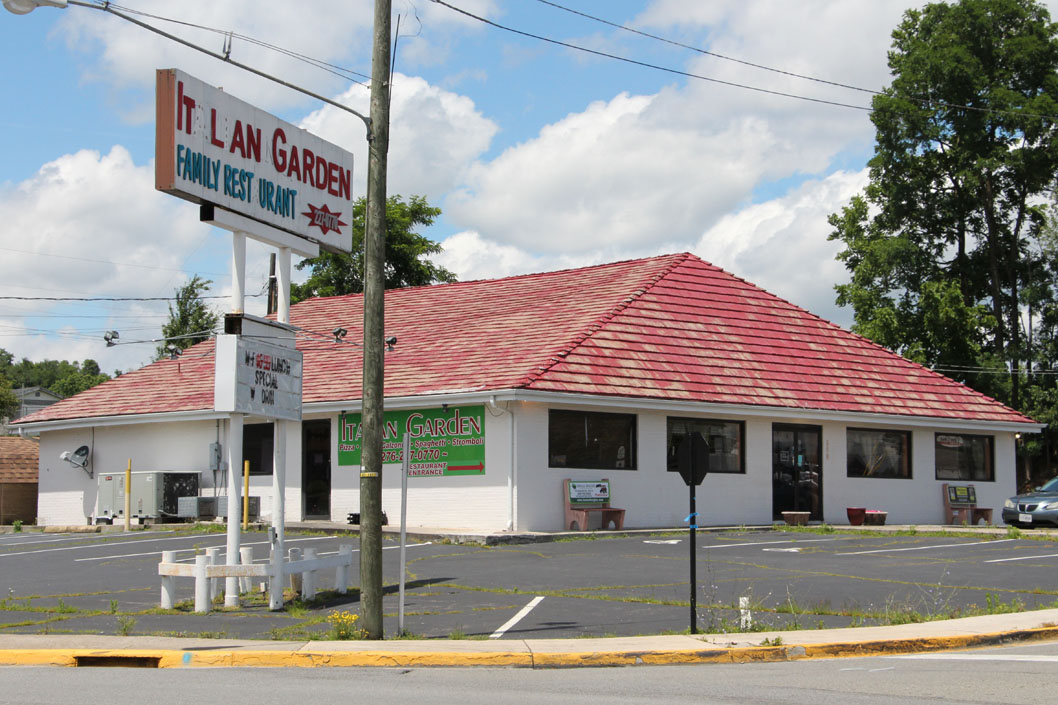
[1,626,1056,669]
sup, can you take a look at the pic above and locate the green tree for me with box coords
[828,0,1058,479]
[158,275,221,359]
[0,375,17,421]
[291,195,456,302]
[0,348,108,396]
[51,371,109,398]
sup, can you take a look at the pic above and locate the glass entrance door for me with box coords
[302,420,331,519]
[772,424,823,521]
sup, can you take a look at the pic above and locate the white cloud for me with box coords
[445,86,846,254]
[695,169,869,328]
[0,146,236,372]
[298,73,499,201]
[53,0,377,119]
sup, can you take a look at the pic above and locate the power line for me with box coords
[97,1,371,88]
[430,0,872,112]
[0,292,265,302]
[0,245,229,278]
[435,0,1058,122]
[533,0,879,97]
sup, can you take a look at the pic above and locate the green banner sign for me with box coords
[338,405,485,477]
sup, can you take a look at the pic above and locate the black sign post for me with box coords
[676,432,709,634]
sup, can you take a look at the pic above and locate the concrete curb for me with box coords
[2,624,1057,669]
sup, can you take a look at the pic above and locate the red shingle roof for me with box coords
[15,253,1034,426]
[0,437,39,483]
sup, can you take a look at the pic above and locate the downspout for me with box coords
[485,395,515,532]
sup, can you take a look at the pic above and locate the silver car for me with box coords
[1002,477,1058,528]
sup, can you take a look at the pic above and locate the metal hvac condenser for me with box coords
[95,471,200,524]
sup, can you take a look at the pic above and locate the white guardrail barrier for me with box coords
[158,544,353,613]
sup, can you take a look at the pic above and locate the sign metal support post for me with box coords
[398,432,411,634]
[688,481,697,634]
[677,431,709,636]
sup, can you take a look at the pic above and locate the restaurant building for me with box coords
[14,253,1041,530]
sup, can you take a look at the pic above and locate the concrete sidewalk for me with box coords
[0,608,1056,668]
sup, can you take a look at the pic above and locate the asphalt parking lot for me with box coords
[1,526,1056,641]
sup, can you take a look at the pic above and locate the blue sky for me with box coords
[2,0,1046,375]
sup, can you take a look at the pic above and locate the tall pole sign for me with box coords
[155,68,354,254]
[677,432,709,635]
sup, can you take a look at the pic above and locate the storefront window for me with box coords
[666,418,744,474]
[548,409,637,470]
[847,428,911,479]
[935,433,994,482]
[244,423,274,476]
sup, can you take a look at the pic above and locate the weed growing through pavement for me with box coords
[326,610,365,640]
[116,616,136,636]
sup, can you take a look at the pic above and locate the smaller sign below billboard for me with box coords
[214,334,303,421]
[339,406,485,477]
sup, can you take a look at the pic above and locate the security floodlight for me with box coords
[2,0,67,15]
[332,327,348,342]
[384,336,397,352]
[165,344,183,360]
[104,330,119,347]
[60,444,92,477]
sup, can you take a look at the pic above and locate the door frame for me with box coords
[771,423,823,521]
[301,419,331,519]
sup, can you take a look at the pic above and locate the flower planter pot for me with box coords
[863,510,887,526]
[846,507,866,526]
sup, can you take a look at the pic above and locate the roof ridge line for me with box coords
[517,253,692,388]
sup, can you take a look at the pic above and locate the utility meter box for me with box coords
[95,471,200,523]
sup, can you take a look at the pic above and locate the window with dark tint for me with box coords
[244,423,274,476]
[666,418,744,474]
[935,433,994,482]
[847,428,911,479]
[548,409,636,470]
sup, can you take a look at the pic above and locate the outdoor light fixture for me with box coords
[104,330,119,347]
[2,0,66,15]
[332,327,348,343]
[165,344,183,360]
[59,444,92,478]
[385,335,397,352]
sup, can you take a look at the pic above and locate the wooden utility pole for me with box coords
[360,0,392,640]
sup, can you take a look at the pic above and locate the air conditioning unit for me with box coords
[177,495,259,522]
[95,471,200,524]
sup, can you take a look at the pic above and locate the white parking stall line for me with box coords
[985,552,1058,563]
[0,533,231,559]
[490,596,545,639]
[706,538,846,549]
[1,532,346,560]
[74,539,432,563]
[72,535,348,562]
[837,538,1014,556]
[0,531,174,547]
[889,654,1058,663]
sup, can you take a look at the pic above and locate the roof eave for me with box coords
[507,390,1043,433]
[13,409,227,433]
[15,389,1043,435]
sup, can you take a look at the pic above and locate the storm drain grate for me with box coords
[75,656,161,668]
